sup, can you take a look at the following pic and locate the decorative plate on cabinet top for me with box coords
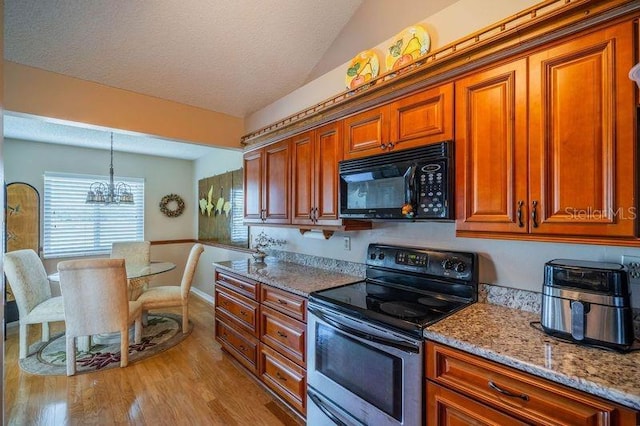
[385,24,430,72]
[345,49,380,90]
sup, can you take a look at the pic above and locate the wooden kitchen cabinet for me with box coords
[259,343,306,414]
[527,21,636,238]
[343,83,453,160]
[214,269,308,417]
[243,138,291,224]
[214,270,260,374]
[343,105,389,159]
[456,21,637,241]
[291,122,342,226]
[425,342,639,426]
[455,58,528,234]
[259,285,308,415]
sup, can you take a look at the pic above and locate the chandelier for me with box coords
[85,132,134,205]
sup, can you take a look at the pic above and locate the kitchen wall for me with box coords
[241,0,640,309]
[192,147,251,300]
[246,0,541,131]
[4,138,194,290]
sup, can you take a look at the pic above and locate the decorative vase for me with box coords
[252,251,267,263]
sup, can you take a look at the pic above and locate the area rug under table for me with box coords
[19,313,192,375]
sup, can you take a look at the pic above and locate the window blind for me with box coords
[43,172,145,259]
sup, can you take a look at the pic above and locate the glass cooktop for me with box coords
[310,280,467,337]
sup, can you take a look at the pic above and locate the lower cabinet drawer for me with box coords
[215,286,259,336]
[215,319,259,374]
[427,381,528,426]
[426,342,637,426]
[259,343,306,415]
[260,305,306,366]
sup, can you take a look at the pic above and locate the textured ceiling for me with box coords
[4,0,363,157]
[5,0,363,118]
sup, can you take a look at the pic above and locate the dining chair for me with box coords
[111,240,151,300]
[137,243,204,333]
[57,258,142,376]
[3,249,66,359]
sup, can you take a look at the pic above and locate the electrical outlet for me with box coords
[343,236,351,251]
[622,255,640,285]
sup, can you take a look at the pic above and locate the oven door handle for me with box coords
[309,306,420,354]
[308,389,351,426]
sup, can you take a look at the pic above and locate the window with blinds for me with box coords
[43,172,145,259]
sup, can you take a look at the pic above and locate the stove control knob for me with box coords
[378,253,385,260]
[454,262,466,273]
[370,252,377,260]
[441,259,453,270]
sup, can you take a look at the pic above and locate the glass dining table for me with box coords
[48,260,176,299]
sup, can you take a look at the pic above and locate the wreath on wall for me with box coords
[159,193,185,218]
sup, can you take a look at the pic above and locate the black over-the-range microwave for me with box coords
[338,141,454,220]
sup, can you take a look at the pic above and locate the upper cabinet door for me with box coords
[291,123,342,226]
[313,122,342,225]
[243,149,263,223]
[455,58,529,234]
[343,106,390,159]
[291,131,315,225]
[263,139,291,224]
[528,21,636,237]
[389,82,454,148]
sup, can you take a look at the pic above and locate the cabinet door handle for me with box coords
[275,371,287,382]
[309,208,314,220]
[313,207,318,222]
[276,330,288,338]
[531,200,538,228]
[388,142,395,150]
[488,381,529,401]
[380,143,387,150]
[517,200,524,227]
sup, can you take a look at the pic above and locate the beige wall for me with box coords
[246,0,539,131]
[5,62,245,149]
[243,0,640,309]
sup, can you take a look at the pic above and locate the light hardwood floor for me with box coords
[4,296,303,425]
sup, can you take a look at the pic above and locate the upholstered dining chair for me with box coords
[111,240,151,300]
[3,249,66,359]
[137,243,204,333]
[57,258,143,376]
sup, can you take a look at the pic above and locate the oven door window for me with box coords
[315,322,402,420]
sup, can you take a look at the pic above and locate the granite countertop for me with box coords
[213,258,363,297]
[424,303,640,410]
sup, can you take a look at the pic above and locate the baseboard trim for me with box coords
[191,287,213,305]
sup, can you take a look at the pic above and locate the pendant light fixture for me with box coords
[85,132,134,205]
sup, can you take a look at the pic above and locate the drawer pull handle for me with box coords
[239,345,246,352]
[276,330,288,338]
[277,299,288,305]
[240,310,248,317]
[488,381,529,401]
[275,371,287,382]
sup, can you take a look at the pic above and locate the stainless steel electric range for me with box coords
[306,243,478,426]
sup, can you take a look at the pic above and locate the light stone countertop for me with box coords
[424,303,640,410]
[213,258,363,297]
